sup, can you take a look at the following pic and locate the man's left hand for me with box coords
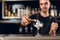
[50,22,58,31]
[49,22,58,36]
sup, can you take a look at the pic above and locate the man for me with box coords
[21,0,58,36]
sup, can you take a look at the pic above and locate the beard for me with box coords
[41,9,47,13]
[41,7,48,12]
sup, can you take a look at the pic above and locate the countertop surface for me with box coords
[0,34,60,40]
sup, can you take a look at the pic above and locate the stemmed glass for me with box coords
[33,20,43,37]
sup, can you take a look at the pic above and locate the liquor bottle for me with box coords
[25,6,31,16]
[54,6,57,17]
[4,3,8,16]
[30,27,33,33]
[59,10,60,16]
[25,27,28,33]
[8,11,11,17]
[19,27,22,33]
[31,8,35,15]
[50,5,54,17]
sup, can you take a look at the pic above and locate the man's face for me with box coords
[39,0,50,12]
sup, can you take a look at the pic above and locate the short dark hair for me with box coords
[38,0,51,3]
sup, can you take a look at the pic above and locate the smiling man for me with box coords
[21,0,58,36]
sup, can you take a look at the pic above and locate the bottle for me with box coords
[8,11,11,17]
[25,6,31,16]
[59,10,60,16]
[50,5,54,17]
[4,4,8,16]
[19,27,22,33]
[54,6,57,17]
[31,8,35,15]
[25,27,28,33]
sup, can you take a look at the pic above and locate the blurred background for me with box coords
[0,0,60,34]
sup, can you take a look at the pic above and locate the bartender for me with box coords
[21,0,58,36]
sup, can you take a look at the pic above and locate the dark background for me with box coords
[0,1,60,34]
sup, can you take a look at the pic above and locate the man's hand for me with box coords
[49,22,58,36]
[21,14,30,26]
[50,22,58,31]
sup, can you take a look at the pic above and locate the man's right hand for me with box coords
[21,14,30,26]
